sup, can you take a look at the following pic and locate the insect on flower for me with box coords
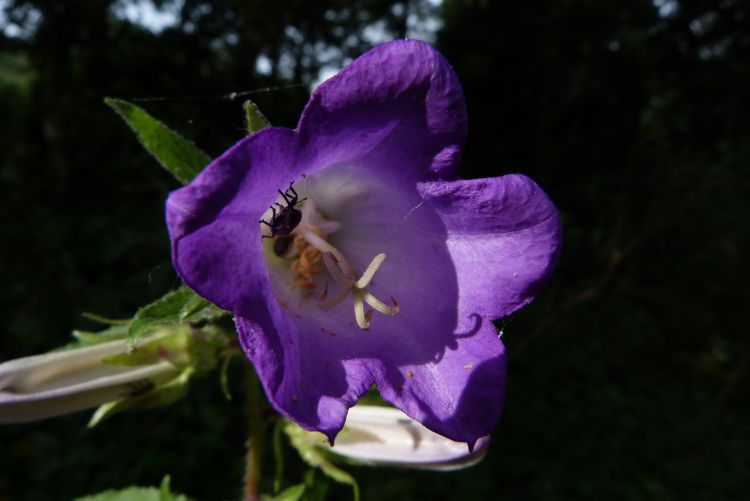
[259,182,307,240]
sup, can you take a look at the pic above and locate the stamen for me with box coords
[322,252,350,286]
[300,229,349,268]
[318,251,399,329]
[353,292,368,329]
[362,291,399,316]
[356,253,385,289]
[321,286,351,310]
[282,201,399,330]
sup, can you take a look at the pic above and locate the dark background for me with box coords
[1,0,748,499]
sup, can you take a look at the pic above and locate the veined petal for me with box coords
[167,128,298,313]
[298,39,467,179]
[419,174,562,323]
[373,318,506,447]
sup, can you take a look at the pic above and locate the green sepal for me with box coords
[127,285,226,352]
[88,367,195,428]
[282,420,360,501]
[104,328,189,368]
[73,324,130,345]
[263,484,305,501]
[243,99,270,135]
[105,97,211,185]
[219,354,233,400]
[273,419,286,493]
[159,475,189,501]
[187,324,234,373]
[81,312,130,325]
[74,475,191,501]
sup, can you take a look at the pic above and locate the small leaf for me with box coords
[105,97,211,184]
[283,420,360,501]
[74,479,192,501]
[74,486,163,501]
[127,288,192,351]
[243,100,270,135]
[159,475,188,501]
[127,286,226,351]
[264,484,305,501]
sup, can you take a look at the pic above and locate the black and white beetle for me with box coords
[260,182,306,244]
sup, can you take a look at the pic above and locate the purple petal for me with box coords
[167,128,299,312]
[373,319,506,447]
[299,39,467,179]
[419,175,562,322]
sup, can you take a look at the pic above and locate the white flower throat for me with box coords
[261,194,399,330]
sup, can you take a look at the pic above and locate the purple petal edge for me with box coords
[420,174,563,323]
[298,39,468,179]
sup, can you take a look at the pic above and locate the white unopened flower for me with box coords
[0,337,179,424]
[328,405,489,471]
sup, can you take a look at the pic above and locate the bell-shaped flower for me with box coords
[166,40,561,447]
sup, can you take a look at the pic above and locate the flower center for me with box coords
[261,189,399,330]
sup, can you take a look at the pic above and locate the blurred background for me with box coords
[1,0,748,499]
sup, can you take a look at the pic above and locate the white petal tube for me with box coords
[329,405,490,471]
[0,340,179,423]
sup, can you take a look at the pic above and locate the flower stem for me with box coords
[243,369,263,501]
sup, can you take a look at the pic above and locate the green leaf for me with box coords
[127,286,226,351]
[243,99,270,135]
[283,420,360,501]
[105,97,211,184]
[74,476,192,501]
[74,486,164,501]
[264,484,305,501]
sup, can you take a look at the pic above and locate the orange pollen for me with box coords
[290,230,325,294]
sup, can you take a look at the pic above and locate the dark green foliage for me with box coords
[105,98,211,185]
[0,0,748,500]
[75,475,192,501]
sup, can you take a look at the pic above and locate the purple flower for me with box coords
[166,40,561,447]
